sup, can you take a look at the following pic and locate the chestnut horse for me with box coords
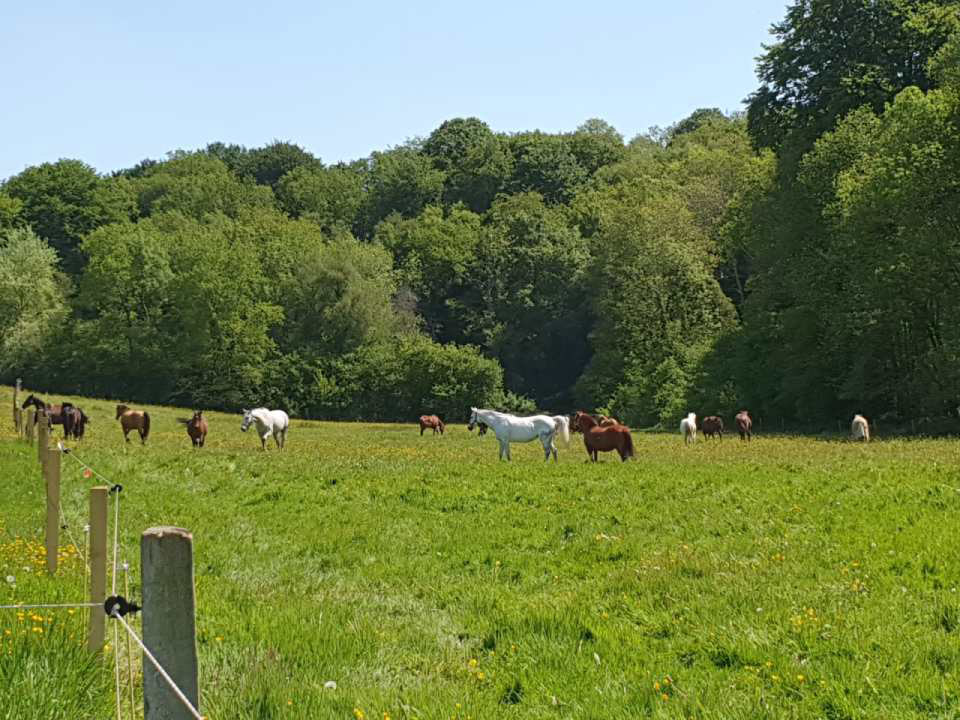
[701,416,724,440]
[419,415,445,435]
[735,410,752,441]
[116,404,151,444]
[573,411,634,462]
[178,411,208,447]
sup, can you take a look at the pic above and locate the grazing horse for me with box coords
[851,414,870,442]
[419,415,445,435]
[467,407,568,461]
[701,416,724,440]
[735,410,752,441]
[177,411,208,448]
[680,412,697,444]
[241,408,289,450]
[573,411,634,462]
[116,405,151,444]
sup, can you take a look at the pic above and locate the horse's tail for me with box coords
[623,429,634,459]
[142,412,151,440]
[555,416,570,446]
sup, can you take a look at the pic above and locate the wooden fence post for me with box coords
[44,449,60,575]
[25,408,35,444]
[14,407,22,437]
[37,410,49,464]
[12,378,19,430]
[88,486,108,652]
[141,526,199,720]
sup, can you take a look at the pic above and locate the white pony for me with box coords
[680,412,697,444]
[851,414,870,442]
[241,408,290,450]
[468,407,569,461]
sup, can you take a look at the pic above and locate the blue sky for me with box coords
[1,1,788,180]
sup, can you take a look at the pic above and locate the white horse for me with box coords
[851,414,870,442]
[241,408,289,450]
[680,412,697,444]
[552,415,571,446]
[468,407,569,461]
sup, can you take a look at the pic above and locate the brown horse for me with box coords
[22,394,67,431]
[701,416,724,440]
[177,411,208,447]
[419,415,445,435]
[573,411,635,462]
[62,405,89,440]
[735,410,752,441]
[116,405,151,444]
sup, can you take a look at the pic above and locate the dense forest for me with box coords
[3,0,960,427]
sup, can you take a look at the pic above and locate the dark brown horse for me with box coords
[573,411,634,462]
[177,411,208,447]
[419,415,445,435]
[735,410,752,441]
[116,405,150,444]
[21,394,82,437]
[701,416,724,440]
[62,405,89,440]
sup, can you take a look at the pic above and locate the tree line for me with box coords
[3,0,960,428]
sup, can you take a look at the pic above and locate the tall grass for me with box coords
[1,386,958,718]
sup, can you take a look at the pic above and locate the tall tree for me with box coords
[747,0,960,154]
[2,160,135,274]
[423,118,512,212]
[506,132,588,204]
[0,228,69,378]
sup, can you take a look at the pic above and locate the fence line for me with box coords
[8,386,204,719]
[0,602,100,610]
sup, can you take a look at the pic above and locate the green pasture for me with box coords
[1,386,959,719]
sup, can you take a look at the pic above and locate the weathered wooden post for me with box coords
[25,408,35,444]
[44,448,60,575]
[14,407,22,437]
[141,526,200,720]
[37,409,49,464]
[88,486,108,652]
[12,378,20,430]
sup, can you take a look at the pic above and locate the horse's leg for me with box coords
[420,425,425,436]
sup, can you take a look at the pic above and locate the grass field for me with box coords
[1,385,959,719]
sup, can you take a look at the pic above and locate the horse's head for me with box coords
[573,411,596,432]
[115,404,128,420]
[467,408,478,431]
[241,409,253,432]
[21,394,39,409]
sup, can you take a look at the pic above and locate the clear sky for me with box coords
[1,1,788,181]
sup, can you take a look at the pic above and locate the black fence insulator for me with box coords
[105,595,141,618]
